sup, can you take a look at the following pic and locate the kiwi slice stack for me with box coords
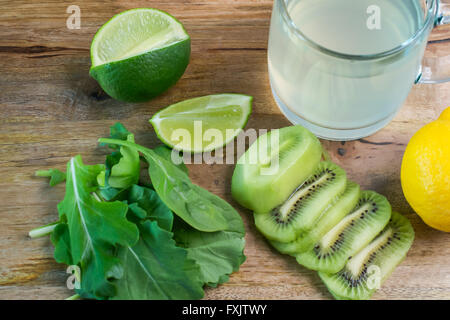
[231,125,415,300]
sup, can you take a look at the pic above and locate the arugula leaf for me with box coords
[110,122,132,141]
[125,181,245,288]
[113,220,204,300]
[97,152,124,201]
[57,155,139,299]
[97,125,140,200]
[124,182,246,288]
[35,169,66,186]
[107,134,140,189]
[98,138,245,234]
[128,203,148,220]
[127,184,173,231]
[100,122,132,149]
[51,223,73,265]
[173,219,246,287]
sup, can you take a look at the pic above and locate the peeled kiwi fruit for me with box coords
[231,124,415,300]
[296,191,391,273]
[270,181,360,255]
[254,161,347,243]
[319,212,415,300]
[231,125,322,214]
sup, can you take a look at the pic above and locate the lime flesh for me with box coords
[90,8,190,102]
[150,94,253,153]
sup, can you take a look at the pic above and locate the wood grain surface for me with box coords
[1,0,450,300]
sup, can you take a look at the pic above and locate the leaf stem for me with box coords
[99,138,154,159]
[65,294,81,300]
[92,191,102,202]
[28,221,59,238]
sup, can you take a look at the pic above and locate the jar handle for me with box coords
[417,0,450,84]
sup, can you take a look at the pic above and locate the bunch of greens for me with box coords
[30,123,246,300]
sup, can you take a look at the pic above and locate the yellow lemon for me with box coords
[401,107,450,232]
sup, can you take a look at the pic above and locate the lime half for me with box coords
[150,94,253,153]
[90,8,190,102]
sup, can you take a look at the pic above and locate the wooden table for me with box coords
[1,0,450,300]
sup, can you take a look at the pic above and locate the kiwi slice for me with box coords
[296,190,391,273]
[319,212,414,300]
[254,161,347,243]
[270,181,360,255]
[231,125,322,214]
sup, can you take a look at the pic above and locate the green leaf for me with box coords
[51,223,73,265]
[35,169,66,186]
[107,134,140,189]
[96,170,106,187]
[128,203,148,220]
[174,219,246,287]
[127,184,173,231]
[97,184,128,202]
[185,183,246,235]
[113,220,204,300]
[145,155,243,233]
[99,151,122,191]
[100,122,132,149]
[97,123,140,197]
[98,138,245,234]
[124,183,245,288]
[97,154,126,201]
[97,141,134,201]
[110,122,132,141]
[153,145,188,174]
[57,155,139,299]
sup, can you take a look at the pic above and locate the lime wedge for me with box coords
[90,8,190,102]
[150,94,253,153]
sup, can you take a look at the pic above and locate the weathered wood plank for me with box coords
[0,0,450,300]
